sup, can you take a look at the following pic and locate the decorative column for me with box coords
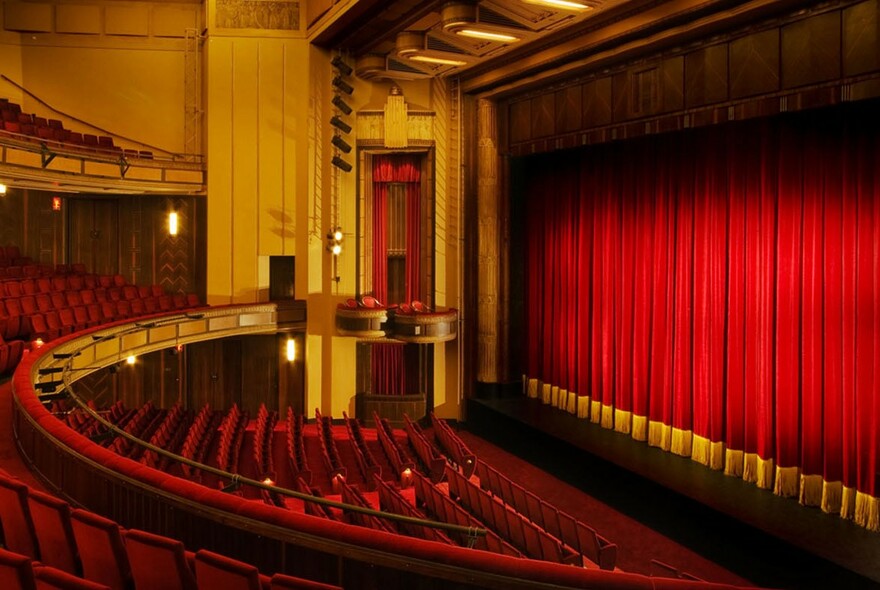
[476,98,504,384]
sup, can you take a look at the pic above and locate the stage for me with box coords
[466,394,880,590]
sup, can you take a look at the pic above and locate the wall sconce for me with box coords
[286,338,296,362]
[0,183,7,195]
[168,211,179,236]
[52,196,62,211]
[327,227,343,255]
[126,355,137,365]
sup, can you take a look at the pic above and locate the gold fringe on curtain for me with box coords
[670,428,692,457]
[724,449,743,477]
[577,396,590,419]
[855,492,880,532]
[600,404,614,430]
[821,481,842,514]
[556,389,568,411]
[841,486,857,520]
[648,420,672,451]
[756,456,774,490]
[691,434,711,466]
[590,400,602,424]
[799,474,823,507]
[774,465,800,498]
[743,453,758,483]
[708,441,724,470]
[541,383,552,405]
[566,392,577,414]
[631,415,647,442]
[527,378,539,398]
[550,386,559,408]
[613,409,631,434]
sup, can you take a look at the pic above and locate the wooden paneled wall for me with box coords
[504,0,880,156]
[0,189,204,299]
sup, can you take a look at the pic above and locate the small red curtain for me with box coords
[522,101,880,530]
[371,154,421,396]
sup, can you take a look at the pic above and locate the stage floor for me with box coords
[466,395,880,590]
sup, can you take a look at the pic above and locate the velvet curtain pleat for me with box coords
[522,103,880,530]
[371,155,421,396]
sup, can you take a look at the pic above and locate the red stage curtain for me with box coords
[522,102,880,530]
[371,155,421,396]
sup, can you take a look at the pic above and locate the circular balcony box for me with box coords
[335,302,389,339]
[391,308,458,343]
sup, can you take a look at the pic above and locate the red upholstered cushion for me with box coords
[69,509,131,590]
[269,573,343,590]
[0,547,37,590]
[0,474,39,559]
[33,565,109,590]
[26,490,80,575]
[122,529,196,590]
[194,550,261,590]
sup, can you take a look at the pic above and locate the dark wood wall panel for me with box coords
[844,1,880,76]
[504,1,880,156]
[661,57,684,113]
[782,11,842,89]
[68,198,120,276]
[686,45,728,108]
[729,29,780,99]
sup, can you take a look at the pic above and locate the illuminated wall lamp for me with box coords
[0,183,7,195]
[286,338,296,362]
[168,211,179,236]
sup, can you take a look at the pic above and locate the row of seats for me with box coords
[315,409,346,492]
[403,413,446,483]
[180,405,222,479]
[374,476,452,544]
[0,98,154,161]
[0,332,25,374]
[215,404,249,474]
[373,412,415,487]
[285,408,312,486]
[430,411,476,477]
[342,411,382,489]
[0,469,340,590]
[446,464,582,566]
[253,404,278,482]
[412,470,522,557]
[475,458,619,570]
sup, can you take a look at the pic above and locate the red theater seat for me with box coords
[0,473,40,559]
[194,550,265,590]
[123,529,196,590]
[0,547,36,590]
[69,509,132,590]
[33,566,110,590]
[26,490,81,575]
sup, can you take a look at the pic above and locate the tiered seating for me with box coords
[338,480,394,532]
[253,403,278,481]
[373,412,415,487]
[475,459,618,570]
[0,97,157,161]
[374,476,453,544]
[106,401,157,457]
[446,465,581,566]
[402,413,446,483]
[1,256,203,375]
[216,404,249,474]
[430,412,476,477]
[412,471,522,558]
[0,468,342,590]
[342,412,381,489]
[140,403,189,468]
[315,409,346,491]
[179,404,221,479]
[285,408,312,485]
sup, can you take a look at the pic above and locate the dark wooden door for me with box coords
[68,198,119,276]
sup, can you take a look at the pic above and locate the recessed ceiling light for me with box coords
[522,0,593,11]
[456,28,520,43]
